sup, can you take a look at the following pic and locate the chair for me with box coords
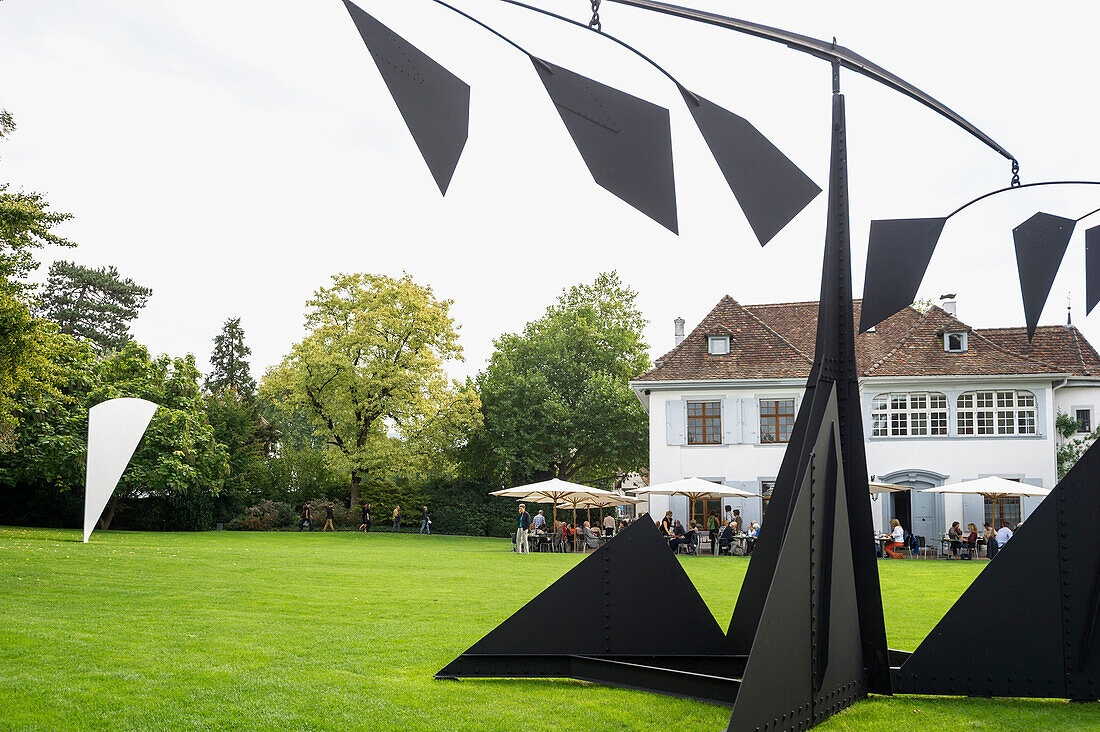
[913,535,934,560]
[960,540,976,560]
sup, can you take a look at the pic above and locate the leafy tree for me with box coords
[473,271,649,486]
[0,186,74,298]
[205,317,257,396]
[0,339,229,529]
[0,174,74,434]
[39,260,152,350]
[261,273,481,506]
[0,109,14,138]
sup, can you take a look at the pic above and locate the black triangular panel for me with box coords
[859,217,947,332]
[726,92,890,697]
[1087,226,1100,316]
[727,459,814,731]
[1013,212,1076,340]
[680,86,820,246]
[343,1,470,195]
[895,437,1100,700]
[532,59,678,233]
[438,515,730,693]
[727,388,865,731]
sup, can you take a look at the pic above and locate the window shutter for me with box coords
[666,400,686,446]
[745,398,760,443]
[723,398,742,444]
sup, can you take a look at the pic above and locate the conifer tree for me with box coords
[39,260,151,350]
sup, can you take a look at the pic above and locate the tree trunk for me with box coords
[99,496,118,530]
[350,472,361,508]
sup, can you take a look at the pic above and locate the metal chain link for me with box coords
[588,0,602,31]
[1011,159,1020,188]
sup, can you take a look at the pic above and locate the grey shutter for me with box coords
[723,397,743,444]
[666,400,686,446]
[744,398,760,443]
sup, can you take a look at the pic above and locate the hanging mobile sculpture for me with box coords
[342,0,1100,728]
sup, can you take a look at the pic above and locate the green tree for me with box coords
[261,273,481,506]
[0,175,74,434]
[39,260,152,350]
[473,271,649,486]
[0,186,74,298]
[205,317,257,396]
[0,339,229,529]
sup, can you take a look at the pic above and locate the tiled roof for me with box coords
[636,297,1100,382]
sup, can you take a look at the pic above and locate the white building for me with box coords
[629,296,1100,541]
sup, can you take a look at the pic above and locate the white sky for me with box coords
[2,0,1099,381]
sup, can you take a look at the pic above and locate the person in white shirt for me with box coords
[885,518,905,558]
[602,513,616,537]
[994,521,1014,549]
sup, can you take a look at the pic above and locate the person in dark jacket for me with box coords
[419,506,431,535]
[299,504,314,531]
[323,502,336,532]
[515,504,532,555]
[358,503,372,533]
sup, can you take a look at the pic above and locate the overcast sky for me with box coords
[2,0,1099,382]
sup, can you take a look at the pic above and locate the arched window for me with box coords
[957,390,1037,436]
[870,392,948,437]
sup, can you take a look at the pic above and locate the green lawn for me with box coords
[0,527,1097,731]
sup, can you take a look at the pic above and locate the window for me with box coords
[708,336,730,355]
[760,399,795,443]
[870,392,948,437]
[957,390,1036,436]
[687,401,721,445]
[984,495,1021,529]
[1076,408,1092,433]
[945,332,968,352]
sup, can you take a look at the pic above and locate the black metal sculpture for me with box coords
[341,0,1100,728]
[892,437,1100,701]
[437,515,742,704]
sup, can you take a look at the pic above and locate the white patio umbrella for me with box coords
[869,481,913,494]
[631,477,757,524]
[920,477,1050,526]
[489,478,614,525]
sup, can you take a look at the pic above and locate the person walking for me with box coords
[322,502,336,532]
[419,506,431,535]
[298,503,313,532]
[358,503,372,533]
[707,512,719,555]
[392,506,401,533]
[515,503,532,555]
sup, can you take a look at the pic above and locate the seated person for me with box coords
[683,520,699,553]
[947,521,963,557]
[884,518,905,558]
[747,521,760,553]
[964,522,978,557]
[717,520,734,555]
[531,510,546,532]
[581,521,600,551]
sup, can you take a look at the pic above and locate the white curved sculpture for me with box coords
[84,398,158,543]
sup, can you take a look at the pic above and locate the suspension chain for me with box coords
[588,0,602,31]
[1011,159,1020,188]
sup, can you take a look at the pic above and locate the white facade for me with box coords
[631,374,1100,539]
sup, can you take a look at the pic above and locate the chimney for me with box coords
[673,317,685,346]
[939,293,957,318]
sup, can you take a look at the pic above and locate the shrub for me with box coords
[226,500,298,530]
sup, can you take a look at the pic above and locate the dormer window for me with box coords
[945,332,968,353]
[708,336,730,355]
